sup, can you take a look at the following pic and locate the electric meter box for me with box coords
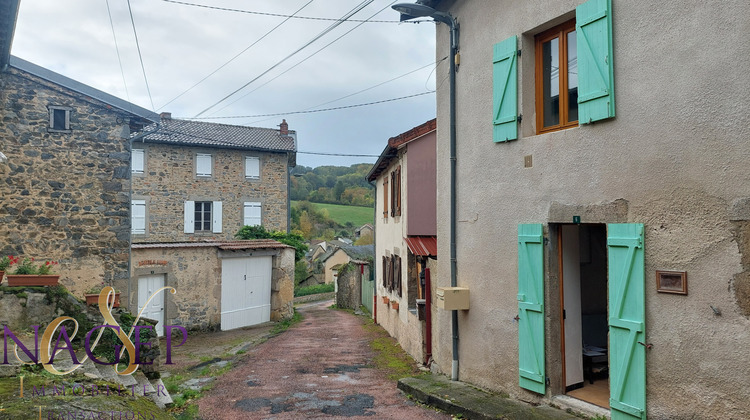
[436,287,469,310]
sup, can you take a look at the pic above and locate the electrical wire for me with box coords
[106,0,131,105]
[157,0,316,111]
[208,0,400,117]
[126,0,155,110]
[193,0,374,118]
[160,0,428,24]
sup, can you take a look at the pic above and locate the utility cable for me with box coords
[157,0,316,111]
[194,0,374,118]
[208,0,400,116]
[160,0,427,24]
[126,0,155,110]
[106,0,131,105]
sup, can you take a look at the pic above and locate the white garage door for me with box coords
[220,256,272,330]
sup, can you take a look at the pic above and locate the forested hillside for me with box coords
[290,164,374,207]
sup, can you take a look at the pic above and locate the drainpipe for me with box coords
[368,179,377,323]
[127,120,161,312]
[446,15,460,383]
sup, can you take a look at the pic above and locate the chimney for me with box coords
[279,119,288,136]
[160,112,172,120]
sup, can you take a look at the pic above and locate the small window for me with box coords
[196,153,212,177]
[194,201,212,232]
[48,106,71,132]
[535,19,577,133]
[131,200,146,234]
[132,149,145,174]
[243,202,261,226]
[245,157,260,179]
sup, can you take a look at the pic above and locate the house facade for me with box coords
[422,0,750,419]
[0,16,158,297]
[368,119,437,365]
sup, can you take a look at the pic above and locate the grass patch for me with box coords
[295,283,334,297]
[270,309,303,335]
[292,200,373,227]
[361,318,424,381]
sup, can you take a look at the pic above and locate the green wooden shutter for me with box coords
[518,223,545,394]
[493,36,518,142]
[576,0,615,124]
[607,224,646,420]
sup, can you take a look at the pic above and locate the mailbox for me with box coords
[436,287,469,310]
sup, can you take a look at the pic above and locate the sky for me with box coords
[11,0,439,168]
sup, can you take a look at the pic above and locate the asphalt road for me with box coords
[197,300,450,419]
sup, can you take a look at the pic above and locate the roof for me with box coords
[9,56,160,123]
[132,239,291,250]
[321,244,374,264]
[367,119,436,181]
[356,224,374,233]
[404,236,438,257]
[139,117,297,153]
[0,0,20,69]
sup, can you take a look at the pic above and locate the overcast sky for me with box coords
[11,0,439,167]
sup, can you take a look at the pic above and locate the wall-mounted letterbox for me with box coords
[436,287,469,310]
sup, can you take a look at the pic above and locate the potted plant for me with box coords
[0,255,16,282]
[6,258,60,286]
[84,282,120,307]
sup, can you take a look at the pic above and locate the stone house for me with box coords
[354,223,374,240]
[413,0,750,419]
[367,118,437,365]
[0,1,159,296]
[129,114,297,332]
[319,244,374,286]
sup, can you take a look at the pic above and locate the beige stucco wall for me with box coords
[323,249,351,284]
[432,0,750,418]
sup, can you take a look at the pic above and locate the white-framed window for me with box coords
[245,156,260,180]
[48,106,72,132]
[131,200,146,234]
[132,149,145,174]
[243,202,262,226]
[196,153,212,177]
[184,200,222,233]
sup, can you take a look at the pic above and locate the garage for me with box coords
[220,255,273,330]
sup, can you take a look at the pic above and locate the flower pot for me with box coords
[391,301,400,311]
[0,271,4,282]
[85,293,121,307]
[6,275,60,287]
[382,296,390,304]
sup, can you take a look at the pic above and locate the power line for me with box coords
[126,0,155,110]
[160,0,428,24]
[194,0,375,118]
[106,0,131,104]
[187,91,434,120]
[157,0,316,111]
[208,0,401,117]
[297,151,381,157]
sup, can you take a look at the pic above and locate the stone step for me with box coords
[149,378,173,409]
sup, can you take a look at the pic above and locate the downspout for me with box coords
[287,165,292,234]
[446,15,460,382]
[368,179,378,323]
[127,121,161,312]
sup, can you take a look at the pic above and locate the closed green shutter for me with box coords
[576,0,615,123]
[518,223,545,394]
[607,224,646,420]
[493,36,518,142]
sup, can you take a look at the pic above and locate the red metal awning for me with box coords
[404,236,438,257]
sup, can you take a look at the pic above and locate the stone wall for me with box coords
[131,143,289,242]
[335,263,362,310]
[0,66,143,296]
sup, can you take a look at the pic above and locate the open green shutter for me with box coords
[518,223,545,394]
[576,0,615,124]
[493,36,518,142]
[607,224,646,420]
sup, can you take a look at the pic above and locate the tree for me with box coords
[299,211,313,239]
[354,232,373,245]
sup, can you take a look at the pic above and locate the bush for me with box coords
[294,283,334,297]
[235,225,307,261]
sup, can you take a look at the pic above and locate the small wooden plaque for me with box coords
[656,270,687,295]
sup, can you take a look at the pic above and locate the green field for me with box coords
[293,201,374,227]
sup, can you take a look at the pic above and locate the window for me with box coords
[245,157,260,179]
[196,153,212,177]
[48,106,71,132]
[535,19,578,133]
[184,200,222,233]
[132,149,145,174]
[131,200,146,234]
[243,202,261,226]
[390,166,401,217]
[383,176,389,218]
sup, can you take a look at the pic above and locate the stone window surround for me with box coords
[48,105,72,133]
[130,265,173,324]
[131,196,150,236]
[245,155,262,182]
[186,197,222,235]
[195,153,213,178]
[242,198,265,228]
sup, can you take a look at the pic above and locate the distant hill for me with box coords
[290,164,374,207]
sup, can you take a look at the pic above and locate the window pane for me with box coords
[53,109,67,130]
[567,30,578,123]
[542,37,560,128]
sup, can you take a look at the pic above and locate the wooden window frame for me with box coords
[194,201,212,232]
[535,19,578,134]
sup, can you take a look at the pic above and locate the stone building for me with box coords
[0,3,159,296]
[407,0,750,419]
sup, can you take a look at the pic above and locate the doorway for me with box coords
[559,224,609,407]
[138,274,165,337]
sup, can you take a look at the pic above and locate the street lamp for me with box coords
[392,2,461,382]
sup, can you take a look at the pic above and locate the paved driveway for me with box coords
[197,300,450,419]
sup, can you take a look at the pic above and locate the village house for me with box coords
[129,114,298,333]
[404,0,750,419]
[0,0,158,296]
[367,118,437,365]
